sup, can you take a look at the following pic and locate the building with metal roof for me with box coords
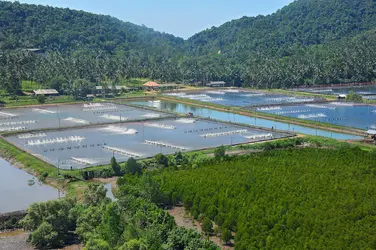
[206,81,226,87]
[33,89,59,96]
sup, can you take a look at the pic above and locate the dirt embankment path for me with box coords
[159,96,366,137]
[168,207,234,250]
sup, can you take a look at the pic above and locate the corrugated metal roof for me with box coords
[96,86,132,90]
[33,89,58,95]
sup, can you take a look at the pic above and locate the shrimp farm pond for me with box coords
[295,84,376,100]
[6,118,290,169]
[129,100,363,140]
[164,89,322,107]
[255,102,376,130]
[0,102,169,132]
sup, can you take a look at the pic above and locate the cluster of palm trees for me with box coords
[1,36,376,98]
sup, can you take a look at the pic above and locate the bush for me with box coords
[36,94,46,104]
[214,145,226,159]
[29,222,60,248]
[201,218,213,236]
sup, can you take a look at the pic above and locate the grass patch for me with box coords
[0,138,58,178]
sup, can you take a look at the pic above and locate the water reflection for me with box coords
[130,101,362,140]
[0,158,62,213]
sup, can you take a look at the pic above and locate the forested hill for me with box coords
[1,0,376,92]
[187,0,376,56]
[0,1,184,53]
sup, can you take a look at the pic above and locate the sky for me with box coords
[16,0,294,39]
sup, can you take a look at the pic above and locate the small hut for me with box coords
[143,81,160,90]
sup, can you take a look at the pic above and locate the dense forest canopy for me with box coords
[1,0,376,95]
[149,147,376,249]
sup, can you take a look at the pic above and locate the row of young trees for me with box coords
[144,147,376,249]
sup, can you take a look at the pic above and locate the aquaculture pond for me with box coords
[0,158,61,213]
[7,118,288,169]
[164,89,321,107]
[296,85,376,99]
[256,102,376,130]
[0,103,167,132]
[129,100,362,140]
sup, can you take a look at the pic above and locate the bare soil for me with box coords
[167,206,234,250]
[0,231,82,250]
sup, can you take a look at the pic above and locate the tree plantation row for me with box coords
[143,147,376,249]
[14,137,376,249]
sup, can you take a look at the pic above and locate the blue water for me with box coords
[297,85,376,97]
[164,90,321,107]
[130,101,362,140]
[0,158,61,213]
[258,103,376,130]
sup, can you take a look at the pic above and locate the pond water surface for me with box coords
[0,158,61,213]
[130,100,362,140]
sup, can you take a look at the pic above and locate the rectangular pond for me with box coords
[295,85,376,100]
[0,103,168,132]
[128,100,362,140]
[255,102,376,130]
[164,89,321,107]
[0,158,61,213]
[7,118,288,169]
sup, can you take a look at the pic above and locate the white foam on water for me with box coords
[176,118,196,124]
[330,102,354,106]
[144,122,176,129]
[103,146,142,158]
[83,105,117,112]
[100,114,128,121]
[144,140,186,150]
[305,104,336,110]
[298,113,327,119]
[257,106,281,111]
[32,108,56,114]
[18,133,47,139]
[64,117,89,124]
[165,92,188,98]
[200,129,248,138]
[265,97,315,103]
[0,111,17,117]
[0,126,26,132]
[143,113,161,118]
[224,89,240,93]
[83,103,104,108]
[243,93,265,97]
[274,109,311,115]
[245,133,273,140]
[0,120,36,126]
[206,91,226,95]
[102,126,138,134]
[27,136,85,146]
[70,157,98,165]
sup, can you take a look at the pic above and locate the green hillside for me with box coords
[0,1,184,53]
[187,0,376,56]
[1,0,376,93]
